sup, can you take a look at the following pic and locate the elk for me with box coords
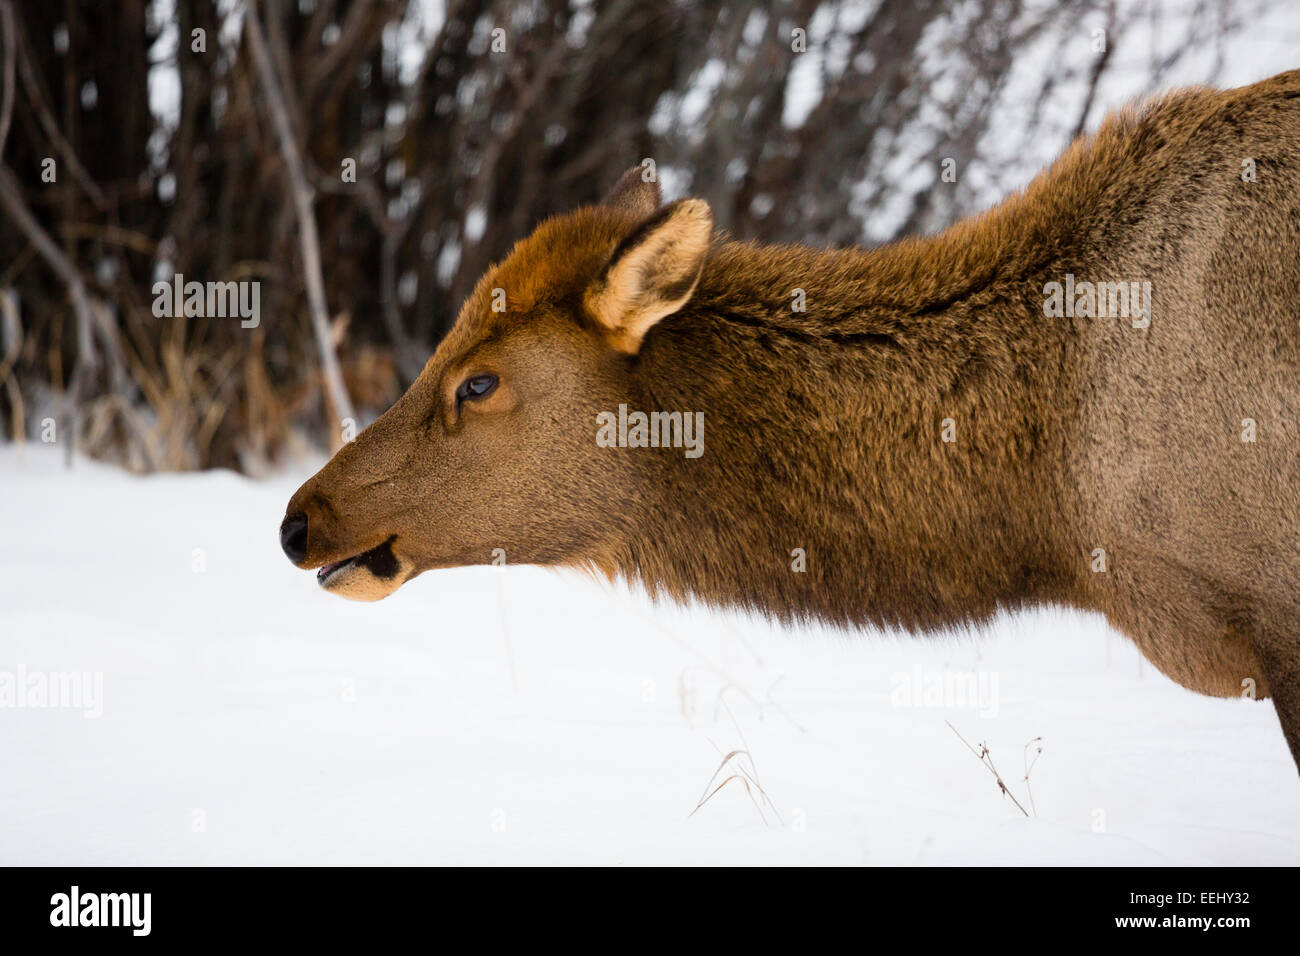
[283,69,1300,771]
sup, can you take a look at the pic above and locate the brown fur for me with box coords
[285,70,1300,770]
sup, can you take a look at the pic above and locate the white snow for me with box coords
[1,444,1297,864]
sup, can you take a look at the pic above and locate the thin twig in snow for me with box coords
[946,720,1030,817]
[1023,736,1044,817]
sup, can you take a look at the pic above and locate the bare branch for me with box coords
[0,162,96,461]
[244,0,356,431]
[0,1,15,160]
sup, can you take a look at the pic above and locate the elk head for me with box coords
[280,168,713,600]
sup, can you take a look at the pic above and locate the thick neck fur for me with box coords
[605,84,1252,632]
[614,101,1177,630]
[623,232,1084,632]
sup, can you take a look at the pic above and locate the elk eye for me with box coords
[455,373,498,406]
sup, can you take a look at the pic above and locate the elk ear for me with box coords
[602,165,662,219]
[585,199,712,354]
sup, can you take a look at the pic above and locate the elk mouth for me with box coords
[316,536,401,590]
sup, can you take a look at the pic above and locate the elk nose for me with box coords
[280,512,309,564]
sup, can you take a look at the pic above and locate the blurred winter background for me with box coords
[1,0,1299,864]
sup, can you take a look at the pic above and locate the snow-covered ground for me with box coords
[1,444,1297,865]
